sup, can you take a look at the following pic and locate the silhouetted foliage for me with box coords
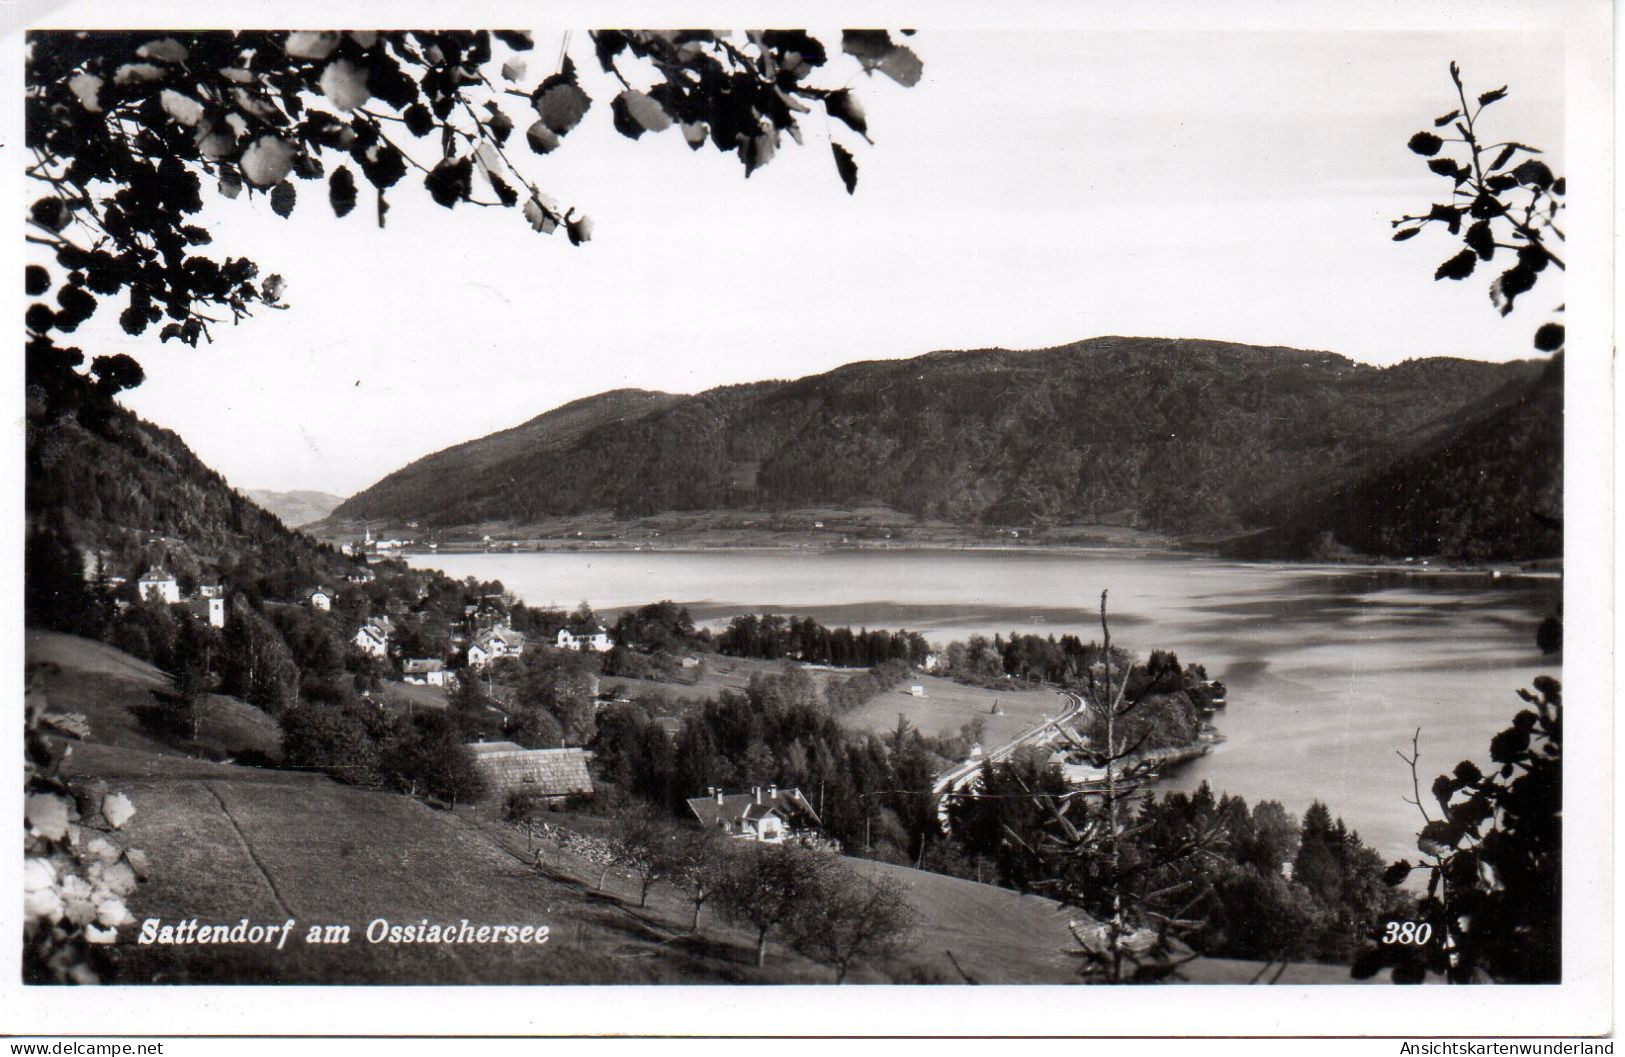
[1392,63,1564,354]
[25,29,916,420]
[1356,677,1561,983]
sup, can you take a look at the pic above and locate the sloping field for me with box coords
[30,630,1371,985]
[27,630,281,762]
[838,674,1058,747]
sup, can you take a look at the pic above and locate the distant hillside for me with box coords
[328,388,683,527]
[332,337,1554,559]
[27,402,353,592]
[244,489,346,529]
[1232,355,1563,562]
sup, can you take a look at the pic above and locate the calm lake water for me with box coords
[406,548,1560,865]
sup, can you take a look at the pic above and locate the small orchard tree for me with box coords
[789,867,919,983]
[716,841,837,968]
[1391,62,1565,354]
[613,802,679,908]
[666,826,730,932]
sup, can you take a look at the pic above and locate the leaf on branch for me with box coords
[825,90,870,141]
[483,101,513,144]
[1477,86,1508,107]
[1511,158,1554,190]
[831,142,858,194]
[1417,820,1458,857]
[1489,144,1517,172]
[25,266,49,297]
[67,72,103,112]
[1382,860,1414,886]
[30,196,70,233]
[1533,322,1565,352]
[842,30,922,86]
[319,59,371,113]
[1434,249,1477,281]
[611,90,672,139]
[328,165,357,217]
[136,38,189,64]
[424,157,473,208]
[741,130,776,176]
[1432,109,1460,127]
[1452,760,1483,785]
[522,196,558,234]
[114,62,164,85]
[285,31,340,61]
[1426,158,1464,182]
[1464,220,1495,261]
[494,30,534,51]
[241,135,296,187]
[681,121,708,151]
[1408,131,1444,156]
[1489,263,1537,315]
[1425,202,1463,234]
[566,213,593,245]
[878,46,924,87]
[502,58,528,82]
[526,120,560,155]
[532,59,591,137]
[218,170,243,199]
[1391,227,1421,242]
[403,103,435,138]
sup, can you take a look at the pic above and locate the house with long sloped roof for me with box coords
[467,742,593,802]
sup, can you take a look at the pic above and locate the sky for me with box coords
[40,20,1568,497]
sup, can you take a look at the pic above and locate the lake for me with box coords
[406,547,1561,865]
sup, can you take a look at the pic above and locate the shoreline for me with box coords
[389,541,1562,579]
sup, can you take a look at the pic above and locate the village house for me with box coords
[345,567,375,584]
[555,623,612,652]
[305,586,333,612]
[196,581,224,599]
[183,596,226,629]
[138,568,179,605]
[466,626,526,669]
[466,742,594,803]
[684,786,822,844]
[352,623,389,658]
[403,658,449,687]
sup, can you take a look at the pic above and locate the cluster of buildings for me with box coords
[137,567,226,628]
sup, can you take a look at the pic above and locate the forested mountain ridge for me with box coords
[330,337,1554,558]
[1232,354,1562,562]
[27,404,353,595]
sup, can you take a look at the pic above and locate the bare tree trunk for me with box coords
[755,928,769,967]
[1100,589,1124,985]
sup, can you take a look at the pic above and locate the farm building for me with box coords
[467,742,593,802]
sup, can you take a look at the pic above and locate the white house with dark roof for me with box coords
[467,626,526,668]
[138,568,179,605]
[403,658,449,686]
[305,586,333,612]
[556,623,612,652]
[684,786,822,843]
[353,623,388,658]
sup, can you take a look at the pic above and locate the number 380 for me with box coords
[1382,921,1433,945]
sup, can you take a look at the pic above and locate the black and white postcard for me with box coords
[6,0,1613,1041]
